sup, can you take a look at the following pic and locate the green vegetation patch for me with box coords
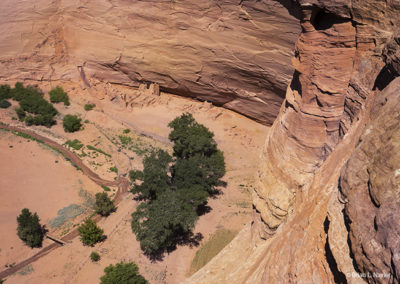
[100,262,148,284]
[64,139,84,150]
[49,204,85,228]
[84,103,95,111]
[189,229,237,275]
[63,114,82,133]
[0,99,11,108]
[118,135,132,145]
[101,185,111,192]
[87,145,112,157]
[49,86,70,106]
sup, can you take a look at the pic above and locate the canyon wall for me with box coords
[186,1,400,283]
[0,0,301,124]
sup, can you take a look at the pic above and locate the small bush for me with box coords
[109,166,118,174]
[65,139,84,150]
[49,86,70,106]
[123,129,130,134]
[78,219,104,246]
[63,115,82,133]
[101,185,111,192]
[94,192,115,217]
[84,103,95,111]
[90,251,101,262]
[0,99,11,108]
[100,262,148,284]
[84,119,90,123]
[17,208,44,248]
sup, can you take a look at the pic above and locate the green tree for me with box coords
[0,84,11,100]
[49,86,70,106]
[78,219,104,246]
[94,192,116,217]
[16,208,44,248]
[168,113,217,159]
[131,149,172,200]
[100,262,148,284]
[131,190,199,255]
[63,114,82,132]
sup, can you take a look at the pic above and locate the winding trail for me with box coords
[0,124,130,279]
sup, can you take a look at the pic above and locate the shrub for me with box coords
[101,185,111,192]
[123,128,130,134]
[84,103,95,111]
[100,262,148,284]
[109,166,118,174]
[49,86,70,106]
[118,135,132,145]
[0,99,11,108]
[17,208,44,248]
[90,251,101,262]
[78,219,104,246]
[63,115,82,133]
[94,192,115,217]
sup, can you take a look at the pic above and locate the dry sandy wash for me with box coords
[0,81,268,283]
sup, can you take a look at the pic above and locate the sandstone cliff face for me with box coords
[340,78,400,283]
[187,1,400,283]
[0,0,301,124]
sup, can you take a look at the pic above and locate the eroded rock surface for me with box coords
[340,78,400,284]
[0,0,301,124]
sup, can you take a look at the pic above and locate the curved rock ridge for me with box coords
[340,77,400,284]
[186,1,400,283]
[0,0,301,124]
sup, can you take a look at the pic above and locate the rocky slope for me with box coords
[186,1,400,283]
[0,0,301,124]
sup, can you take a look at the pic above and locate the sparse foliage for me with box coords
[17,208,44,248]
[84,103,95,111]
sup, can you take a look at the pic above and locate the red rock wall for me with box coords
[0,0,301,124]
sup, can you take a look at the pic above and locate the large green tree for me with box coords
[100,262,148,284]
[131,149,172,200]
[17,208,44,248]
[131,113,225,257]
[63,114,82,133]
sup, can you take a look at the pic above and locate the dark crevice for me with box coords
[311,9,348,31]
[342,209,362,274]
[373,65,398,91]
[290,70,302,95]
[324,217,348,284]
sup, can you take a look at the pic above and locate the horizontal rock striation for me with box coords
[0,0,301,124]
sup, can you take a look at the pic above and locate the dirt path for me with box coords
[0,124,130,279]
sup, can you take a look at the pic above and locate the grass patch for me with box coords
[17,264,34,276]
[118,135,132,145]
[87,145,112,157]
[109,166,118,174]
[49,204,85,228]
[188,229,237,275]
[84,103,95,111]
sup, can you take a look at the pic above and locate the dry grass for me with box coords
[188,229,237,276]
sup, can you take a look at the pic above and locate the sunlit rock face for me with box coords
[0,0,301,124]
[187,1,400,283]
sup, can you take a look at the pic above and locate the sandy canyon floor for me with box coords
[0,81,268,283]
